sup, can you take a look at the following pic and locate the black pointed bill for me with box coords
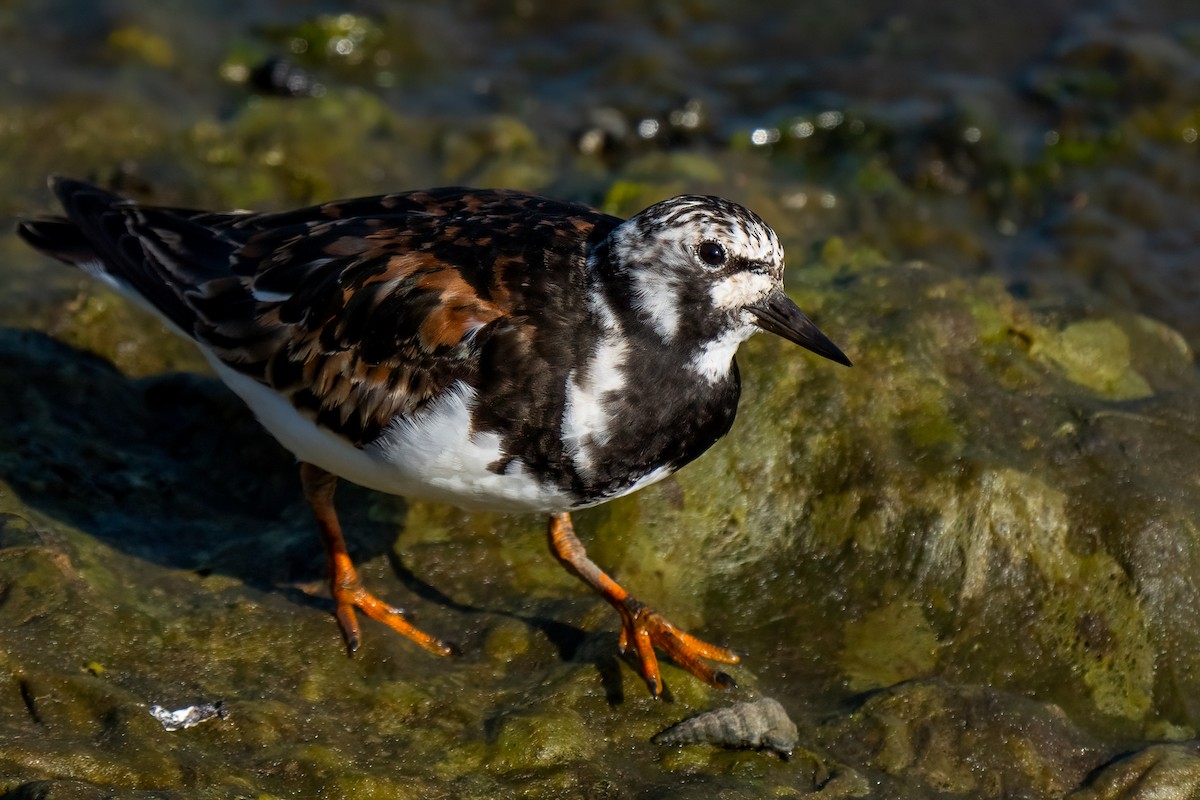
[747,291,852,366]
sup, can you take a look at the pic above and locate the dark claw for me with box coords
[344,633,360,656]
[713,671,737,689]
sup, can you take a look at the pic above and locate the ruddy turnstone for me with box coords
[19,178,850,696]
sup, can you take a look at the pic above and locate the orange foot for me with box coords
[301,462,455,657]
[616,597,740,696]
[548,512,740,696]
[327,548,456,656]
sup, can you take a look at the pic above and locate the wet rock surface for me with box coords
[2,1,1200,797]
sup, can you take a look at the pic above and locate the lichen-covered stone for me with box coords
[822,681,1103,798]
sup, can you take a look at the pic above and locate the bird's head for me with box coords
[602,195,851,377]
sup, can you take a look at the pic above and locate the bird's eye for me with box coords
[697,240,727,267]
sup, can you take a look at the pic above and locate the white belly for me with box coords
[207,357,575,513]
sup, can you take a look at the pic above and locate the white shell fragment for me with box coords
[149,701,228,731]
[652,697,799,759]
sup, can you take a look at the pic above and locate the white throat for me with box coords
[688,322,757,383]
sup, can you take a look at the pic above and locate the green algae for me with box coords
[439,115,554,188]
[1033,319,1154,400]
[483,617,536,663]
[487,706,597,772]
[50,291,211,378]
[200,90,441,207]
[106,26,177,69]
[601,179,692,217]
[839,600,940,692]
[824,681,1103,798]
[945,470,1155,723]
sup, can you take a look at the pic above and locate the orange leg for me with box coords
[547,512,739,697]
[300,462,454,657]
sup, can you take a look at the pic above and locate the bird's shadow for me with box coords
[2,327,320,585]
[0,327,624,698]
[383,544,626,701]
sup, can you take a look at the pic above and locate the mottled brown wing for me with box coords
[28,181,620,446]
[192,223,507,444]
[171,188,620,445]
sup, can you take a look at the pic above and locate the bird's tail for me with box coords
[15,177,243,333]
[16,212,98,269]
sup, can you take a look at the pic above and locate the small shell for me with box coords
[652,697,799,759]
[149,700,228,731]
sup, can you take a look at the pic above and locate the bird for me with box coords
[18,178,850,697]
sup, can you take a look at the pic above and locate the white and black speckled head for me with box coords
[598,195,850,381]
